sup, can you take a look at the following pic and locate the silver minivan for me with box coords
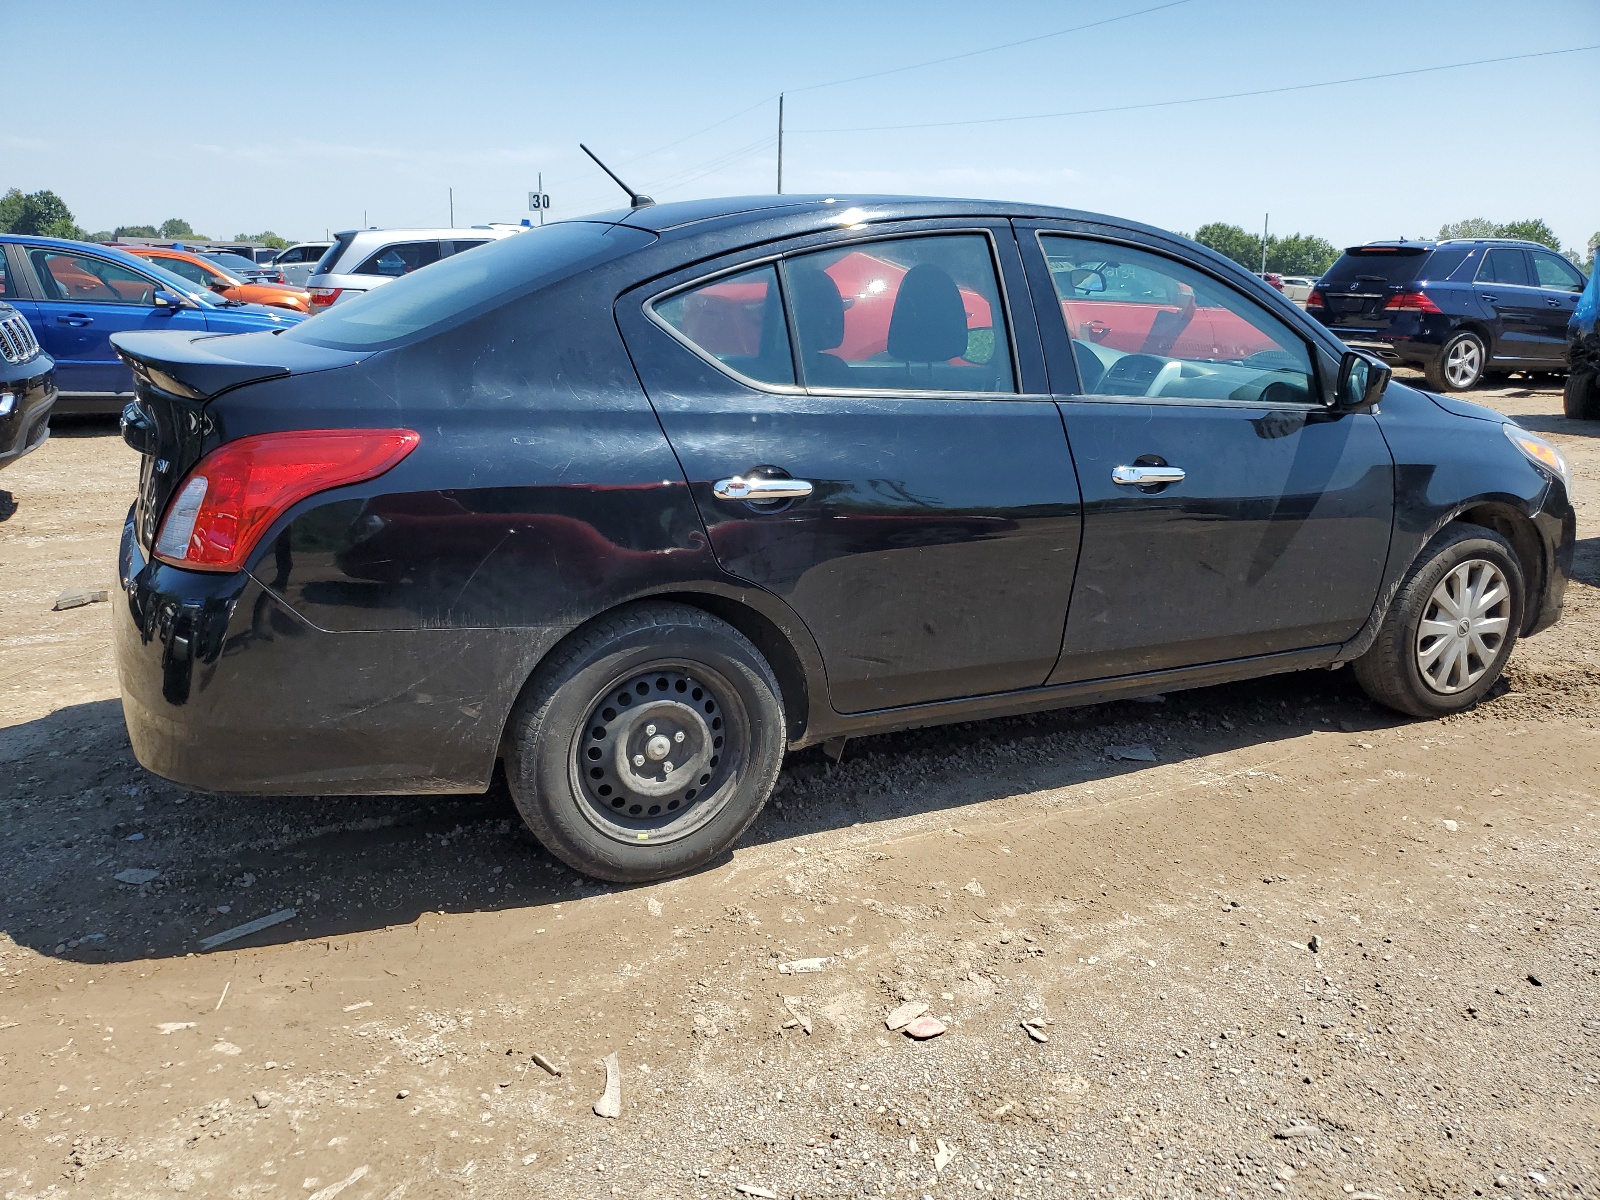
[306,227,523,310]
[272,242,333,287]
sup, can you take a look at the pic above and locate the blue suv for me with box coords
[0,235,302,414]
[1307,239,1588,391]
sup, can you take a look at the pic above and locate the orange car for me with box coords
[123,247,312,314]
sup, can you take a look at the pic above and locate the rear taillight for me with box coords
[1384,290,1442,313]
[152,429,420,572]
[1306,287,1325,309]
[309,287,342,307]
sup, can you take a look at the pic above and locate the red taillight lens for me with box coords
[1383,290,1441,313]
[152,429,419,572]
[1306,287,1326,309]
[309,287,341,307]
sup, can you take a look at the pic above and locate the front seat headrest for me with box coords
[787,265,845,351]
[887,264,969,363]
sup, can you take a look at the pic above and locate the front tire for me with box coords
[1565,369,1600,420]
[1425,331,1488,392]
[505,603,786,883]
[1352,525,1525,718]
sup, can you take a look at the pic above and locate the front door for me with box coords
[21,246,208,396]
[1022,226,1395,682]
[618,225,1082,714]
[1474,247,1547,365]
[1528,249,1586,363]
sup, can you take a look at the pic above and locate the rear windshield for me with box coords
[315,233,356,277]
[283,221,655,350]
[1322,247,1430,287]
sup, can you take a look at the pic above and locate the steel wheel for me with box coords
[1415,559,1511,694]
[571,663,745,846]
[1443,337,1483,389]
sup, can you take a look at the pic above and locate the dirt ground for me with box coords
[2,378,1597,1200]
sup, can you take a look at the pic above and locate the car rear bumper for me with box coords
[115,511,563,795]
[0,370,56,467]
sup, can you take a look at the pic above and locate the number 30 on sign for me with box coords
[528,192,552,210]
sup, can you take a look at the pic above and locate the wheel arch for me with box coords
[1449,502,1546,634]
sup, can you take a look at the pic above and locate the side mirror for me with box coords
[1335,350,1390,409]
[207,279,230,292]
[152,289,190,310]
[1067,268,1106,294]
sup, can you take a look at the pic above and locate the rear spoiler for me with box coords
[112,329,357,401]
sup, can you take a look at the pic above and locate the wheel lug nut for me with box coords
[645,724,656,735]
[664,762,674,773]
[632,754,646,767]
[674,731,685,743]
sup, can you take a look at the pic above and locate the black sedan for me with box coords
[110,196,1576,882]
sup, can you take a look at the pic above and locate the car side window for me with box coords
[782,234,1015,393]
[1477,248,1531,287]
[449,239,490,255]
[29,250,156,305]
[159,257,212,286]
[653,264,795,387]
[356,241,442,277]
[0,257,11,297]
[1531,251,1584,293]
[1039,235,1315,404]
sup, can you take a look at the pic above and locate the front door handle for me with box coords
[1480,293,1496,304]
[57,314,94,327]
[713,475,815,502]
[1547,298,1563,307]
[1112,464,1186,486]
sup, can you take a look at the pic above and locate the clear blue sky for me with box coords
[5,0,1597,250]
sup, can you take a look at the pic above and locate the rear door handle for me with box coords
[57,314,94,327]
[1480,293,1496,303]
[713,475,815,502]
[1547,298,1563,307]
[1112,465,1186,486]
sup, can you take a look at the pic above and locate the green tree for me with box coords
[113,224,160,239]
[1265,233,1339,276]
[1496,218,1561,251]
[1438,217,1500,240]
[159,217,209,240]
[0,187,86,240]
[1585,232,1599,275]
[235,230,290,249]
[1192,222,1260,268]
[86,231,115,243]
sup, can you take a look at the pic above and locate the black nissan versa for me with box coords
[110,196,1577,883]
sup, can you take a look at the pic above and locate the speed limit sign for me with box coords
[528,192,552,210]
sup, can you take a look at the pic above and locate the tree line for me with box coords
[0,189,287,248]
[1191,218,1597,277]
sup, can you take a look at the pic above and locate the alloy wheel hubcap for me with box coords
[1445,339,1481,388]
[1415,559,1510,694]
[576,668,728,823]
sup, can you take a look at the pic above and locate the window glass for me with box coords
[355,240,442,277]
[654,264,794,387]
[1421,248,1470,281]
[29,250,156,305]
[0,257,10,297]
[1477,248,1531,287]
[157,257,213,286]
[782,234,1013,393]
[449,239,491,255]
[1041,235,1315,403]
[1531,251,1584,292]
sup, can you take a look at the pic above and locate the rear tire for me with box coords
[504,603,786,883]
[1565,369,1600,420]
[1352,525,1525,718]
[1424,331,1487,392]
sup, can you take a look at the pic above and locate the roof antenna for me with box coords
[580,144,653,210]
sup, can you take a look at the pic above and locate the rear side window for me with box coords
[654,265,794,387]
[1531,251,1584,292]
[316,233,356,276]
[1322,248,1428,287]
[785,233,1014,393]
[449,239,491,255]
[1419,248,1470,281]
[355,241,442,277]
[1477,248,1531,286]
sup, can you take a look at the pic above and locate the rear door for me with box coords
[1021,225,1394,681]
[20,246,208,396]
[1475,248,1545,363]
[1528,250,1586,362]
[618,222,1083,714]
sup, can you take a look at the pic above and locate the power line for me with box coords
[796,43,1600,133]
[785,0,1193,94]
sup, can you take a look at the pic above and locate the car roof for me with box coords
[0,232,186,272]
[588,193,1140,234]
[332,227,519,241]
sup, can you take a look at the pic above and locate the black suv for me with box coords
[1308,239,1588,391]
[0,300,56,469]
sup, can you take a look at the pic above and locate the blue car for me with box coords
[0,234,302,414]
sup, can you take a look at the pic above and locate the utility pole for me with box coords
[538,173,545,226]
[449,188,454,228]
[777,93,785,195]
[1260,212,1269,274]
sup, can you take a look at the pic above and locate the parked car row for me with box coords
[106,195,1575,884]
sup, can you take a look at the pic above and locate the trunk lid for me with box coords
[1318,246,1431,329]
[112,328,363,554]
